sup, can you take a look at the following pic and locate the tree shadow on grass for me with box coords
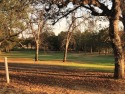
[0,62,124,93]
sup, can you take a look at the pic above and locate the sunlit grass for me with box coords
[0,51,114,72]
[35,61,114,72]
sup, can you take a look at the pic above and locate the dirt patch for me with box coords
[0,62,125,94]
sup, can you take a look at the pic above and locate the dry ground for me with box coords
[0,59,125,94]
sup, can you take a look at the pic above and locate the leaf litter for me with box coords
[0,62,125,94]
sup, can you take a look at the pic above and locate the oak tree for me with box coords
[43,0,124,79]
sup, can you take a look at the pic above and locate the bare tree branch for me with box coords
[52,5,81,25]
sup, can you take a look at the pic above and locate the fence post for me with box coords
[4,57,10,84]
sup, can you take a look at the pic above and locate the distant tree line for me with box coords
[11,28,115,55]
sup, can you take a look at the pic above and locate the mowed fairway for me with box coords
[0,51,114,72]
[0,51,125,94]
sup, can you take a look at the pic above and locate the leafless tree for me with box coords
[29,7,47,61]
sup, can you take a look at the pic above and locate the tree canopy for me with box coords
[0,0,125,79]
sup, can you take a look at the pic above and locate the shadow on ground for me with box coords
[0,62,125,93]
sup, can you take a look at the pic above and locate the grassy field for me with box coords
[1,51,124,94]
[0,51,114,72]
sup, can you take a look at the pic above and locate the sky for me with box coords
[20,1,123,37]
[50,0,115,35]
[53,18,68,35]
[52,17,124,36]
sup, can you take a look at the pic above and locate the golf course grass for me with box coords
[0,51,114,72]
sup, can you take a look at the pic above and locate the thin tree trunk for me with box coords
[90,46,93,54]
[104,49,107,55]
[31,44,33,50]
[109,0,124,79]
[63,12,77,62]
[63,43,68,62]
[63,32,71,62]
[35,41,39,61]
[84,44,86,55]
[98,49,101,55]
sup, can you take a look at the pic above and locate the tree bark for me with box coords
[63,13,75,62]
[90,46,93,54]
[35,40,39,61]
[63,43,68,62]
[109,0,124,79]
[98,49,101,55]
[63,33,71,62]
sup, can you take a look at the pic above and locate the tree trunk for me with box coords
[109,0,124,79]
[98,49,101,55]
[90,46,93,54]
[104,49,107,55]
[63,12,75,62]
[84,44,86,55]
[63,40,69,62]
[35,41,39,61]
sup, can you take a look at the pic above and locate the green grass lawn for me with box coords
[0,51,114,72]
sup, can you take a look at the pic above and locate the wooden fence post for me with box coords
[4,57,10,84]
